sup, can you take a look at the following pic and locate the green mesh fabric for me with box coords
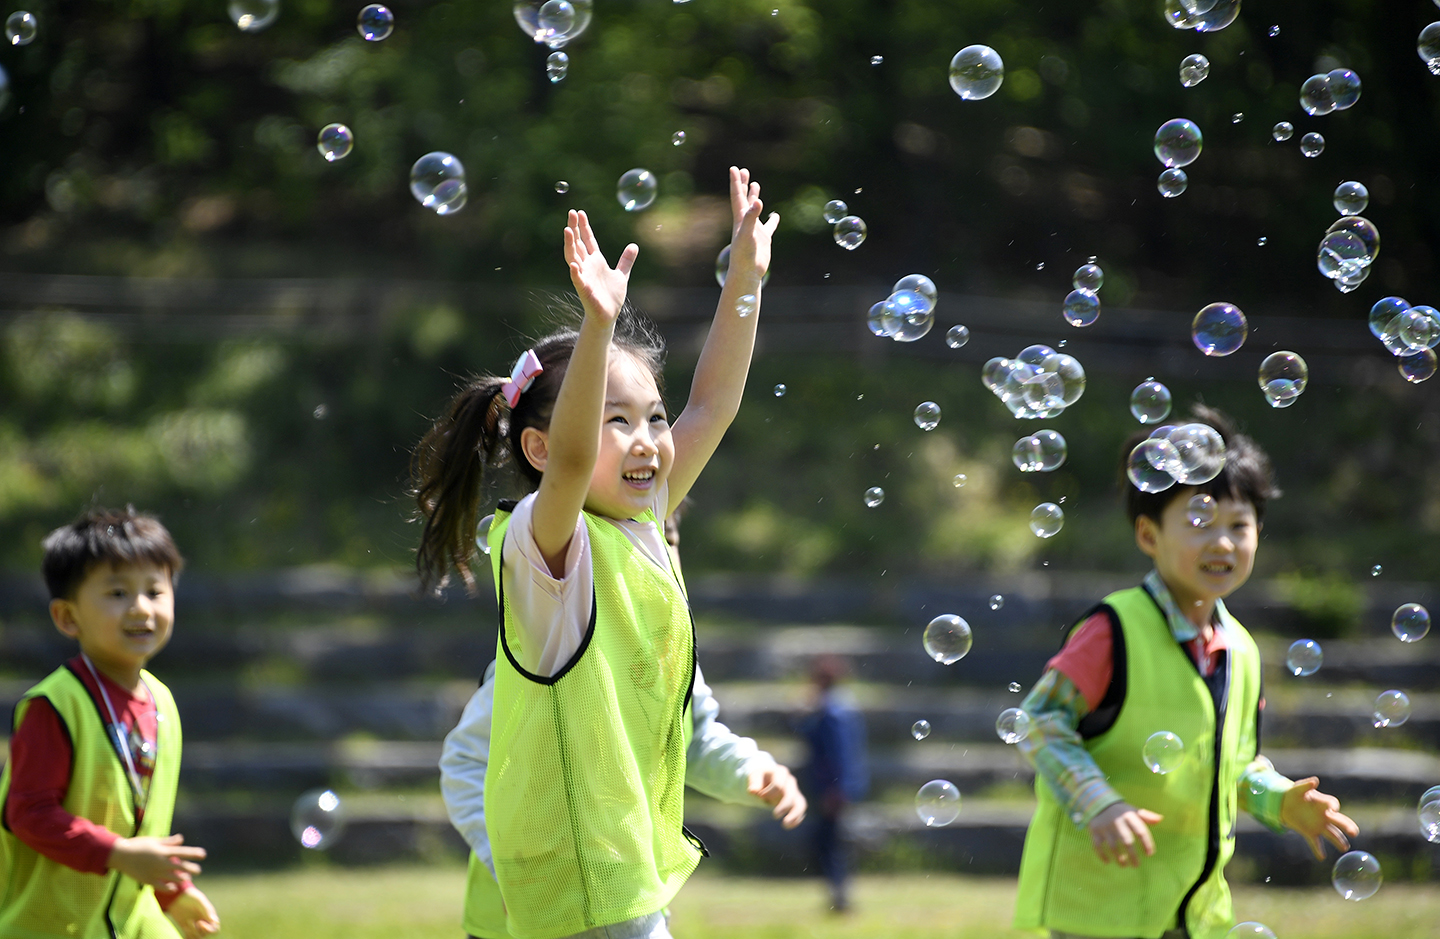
[1014,587,1260,939]
[0,667,183,939]
[485,509,698,939]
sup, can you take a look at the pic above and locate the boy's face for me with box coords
[1136,490,1259,607]
[50,561,175,680]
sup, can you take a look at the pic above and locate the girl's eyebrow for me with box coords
[605,398,664,409]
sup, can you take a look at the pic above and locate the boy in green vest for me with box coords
[0,507,219,939]
[1013,408,1358,939]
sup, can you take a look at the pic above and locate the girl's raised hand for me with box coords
[564,209,638,324]
[726,166,780,284]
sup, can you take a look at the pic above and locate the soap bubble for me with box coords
[1142,731,1185,774]
[867,301,897,337]
[1127,438,1179,492]
[1158,168,1189,198]
[513,0,591,46]
[1193,0,1240,31]
[736,294,757,318]
[1398,308,1440,350]
[995,708,1032,744]
[1287,639,1323,676]
[1419,799,1440,843]
[5,10,36,45]
[617,168,657,211]
[1332,851,1382,900]
[1063,290,1101,327]
[1300,73,1337,116]
[1272,122,1294,142]
[923,614,972,665]
[914,401,941,431]
[915,779,961,827]
[1421,786,1440,813]
[317,123,354,162]
[1372,690,1411,728]
[1326,216,1380,263]
[1268,24,1279,36]
[949,45,1004,100]
[1033,430,1068,471]
[863,486,885,508]
[1021,371,1066,411]
[1334,181,1370,216]
[1328,68,1362,109]
[946,325,970,348]
[1300,132,1325,157]
[1154,119,1203,167]
[1179,54,1210,87]
[1372,565,1383,577]
[291,788,346,849]
[953,474,968,488]
[357,4,393,40]
[911,720,931,740]
[886,289,930,325]
[1370,297,1410,339]
[1231,112,1244,124]
[1130,380,1172,424]
[546,50,569,82]
[1258,352,1308,408]
[990,595,1004,611]
[1317,231,1370,280]
[893,274,938,307]
[891,311,934,343]
[1335,266,1370,294]
[410,152,468,215]
[1030,503,1064,538]
[1012,435,1041,473]
[1179,0,1218,14]
[1043,353,1088,405]
[1017,344,1056,367]
[713,245,772,289]
[1167,423,1226,485]
[1163,0,1203,29]
[534,0,575,42]
[981,357,1011,392]
[1421,22,1440,75]
[1009,681,1022,692]
[672,131,686,146]
[1392,603,1430,643]
[1187,493,1216,528]
[772,383,786,397]
[475,515,495,555]
[1191,302,1247,356]
[229,0,279,32]
[1399,348,1438,384]
[554,180,570,194]
[823,200,848,224]
[1073,263,1104,292]
[871,55,884,65]
[1227,924,1276,939]
[834,216,867,250]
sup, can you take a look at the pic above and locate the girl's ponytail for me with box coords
[412,377,508,595]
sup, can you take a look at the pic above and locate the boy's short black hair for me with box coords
[1122,405,1281,526]
[42,506,185,600]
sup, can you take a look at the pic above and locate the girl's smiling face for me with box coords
[584,351,673,520]
[1136,488,1260,611]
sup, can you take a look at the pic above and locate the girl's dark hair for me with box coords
[42,505,184,600]
[1122,404,1282,526]
[411,307,666,595]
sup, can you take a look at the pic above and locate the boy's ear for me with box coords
[519,426,550,474]
[50,598,81,640]
[1134,514,1161,559]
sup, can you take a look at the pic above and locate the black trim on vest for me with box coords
[1071,604,1128,740]
[494,527,598,686]
[496,499,519,512]
[1177,628,1232,938]
[682,824,710,858]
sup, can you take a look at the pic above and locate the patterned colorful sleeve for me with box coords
[1017,669,1126,828]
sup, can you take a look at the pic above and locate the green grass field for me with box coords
[200,865,1440,939]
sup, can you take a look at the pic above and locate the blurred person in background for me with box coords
[799,655,868,914]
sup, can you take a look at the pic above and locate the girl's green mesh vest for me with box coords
[484,505,700,939]
[0,664,183,939]
[1014,586,1261,939]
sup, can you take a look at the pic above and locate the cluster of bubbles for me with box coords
[824,199,867,251]
[981,344,1087,419]
[290,788,346,849]
[1299,68,1362,116]
[1012,430,1067,473]
[1125,422,1228,493]
[1332,850,1382,901]
[410,152,468,215]
[1153,118,1202,198]
[1316,184,1380,294]
[1191,302,1248,356]
[915,778,961,827]
[922,614,973,665]
[1367,297,1439,384]
[948,45,1004,100]
[1419,785,1440,844]
[1063,259,1104,327]
[1162,0,1241,33]
[1142,730,1185,775]
[866,274,939,342]
[5,10,36,45]
[1178,53,1209,88]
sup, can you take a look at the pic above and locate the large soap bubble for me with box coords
[1392,603,1431,642]
[513,0,592,47]
[410,152,468,215]
[1300,73,1337,116]
[291,788,347,849]
[1157,168,1188,198]
[915,779,961,826]
[1327,216,1380,263]
[833,216,867,250]
[1333,181,1369,216]
[1332,851,1382,900]
[949,45,1004,100]
[1398,308,1440,350]
[1063,290,1100,327]
[1373,690,1411,728]
[1191,303,1247,356]
[1128,439,1178,493]
[1192,0,1240,31]
[995,708,1032,744]
[357,4,393,41]
[229,0,279,32]
[1012,430,1067,473]
[1300,132,1325,157]
[823,200,848,224]
[1029,502,1064,538]
[5,10,36,45]
[317,124,354,162]
[1154,119,1203,167]
[1258,352,1308,408]
[894,274,939,311]
[923,614,972,665]
[1073,263,1103,292]
[1130,380,1172,424]
[1317,231,1370,280]
[1370,297,1410,338]
[1142,731,1185,774]
[1421,22,1440,75]
[1043,353,1087,405]
[1167,423,1226,485]
[616,168,657,212]
[1179,54,1210,87]
[914,401,941,431]
[1286,638,1323,676]
[1399,348,1438,384]
[1328,68,1362,109]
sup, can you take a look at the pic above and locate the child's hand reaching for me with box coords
[1088,801,1163,867]
[165,886,221,939]
[1281,777,1359,859]
[107,833,205,890]
[725,166,780,286]
[747,764,807,829]
[564,209,637,325]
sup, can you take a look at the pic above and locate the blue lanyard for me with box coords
[79,654,150,811]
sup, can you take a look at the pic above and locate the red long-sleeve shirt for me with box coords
[4,656,186,908]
